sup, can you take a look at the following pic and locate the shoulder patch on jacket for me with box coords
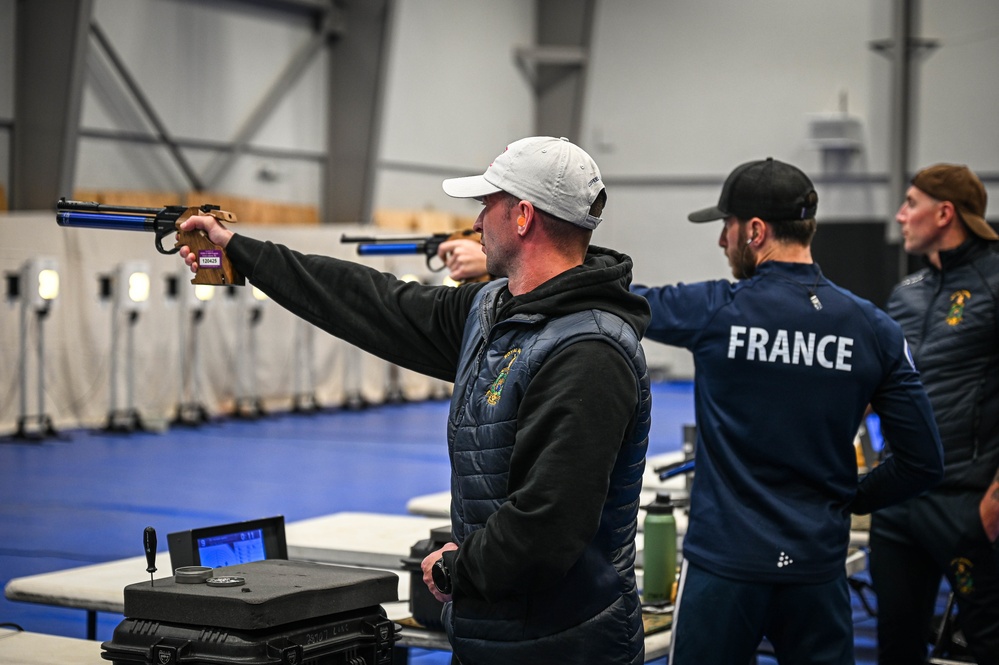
[898,272,926,288]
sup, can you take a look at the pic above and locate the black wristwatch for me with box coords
[432,557,452,595]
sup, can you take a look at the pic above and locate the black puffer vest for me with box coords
[886,239,999,490]
[444,279,651,665]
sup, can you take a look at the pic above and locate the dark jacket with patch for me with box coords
[886,238,999,491]
[225,236,652,664]
[443,279,651,665]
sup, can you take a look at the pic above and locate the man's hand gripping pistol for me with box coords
[55,198,244,286]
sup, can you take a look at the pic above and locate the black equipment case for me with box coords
[400,525,452,630]
[101,559,398,665]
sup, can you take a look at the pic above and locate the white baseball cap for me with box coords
[442,136,605,229]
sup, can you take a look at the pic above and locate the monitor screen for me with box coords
[167,516,287,572]
[196,527,267,567]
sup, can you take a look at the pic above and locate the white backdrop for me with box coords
[0,214,446,434]
[2,0,998,381]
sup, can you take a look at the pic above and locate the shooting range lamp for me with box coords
[36,267,60,304]
[103,262,151,432]
[5,258,60,441]
[127,270,151,308]
[291,317,322,414]
[172,272,213,426]
[6,257,60,310]
[163,276,214,309]
[194,284,215,303]
[232,282,269,419]
[384,274,422,404]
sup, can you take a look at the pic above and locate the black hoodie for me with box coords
[226,234,651,596]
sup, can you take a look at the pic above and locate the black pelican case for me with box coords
[101,559,398,665]
[399,525,452,630]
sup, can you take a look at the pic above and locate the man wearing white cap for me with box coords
[177,136,653,665]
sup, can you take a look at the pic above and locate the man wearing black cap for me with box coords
[631,158,944,664]
[176,136,653,665]
[870,163,999,665]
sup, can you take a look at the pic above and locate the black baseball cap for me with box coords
[688,157,818,223]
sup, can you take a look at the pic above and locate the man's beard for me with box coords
[730,227,757,280]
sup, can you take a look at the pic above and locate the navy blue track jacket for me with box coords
[634,261,943,583]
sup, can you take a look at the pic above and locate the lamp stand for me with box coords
[106,302,146,432]
[11,300,59,441]
[173,308,211,426]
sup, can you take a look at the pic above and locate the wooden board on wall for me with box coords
[185,193,319,226]
[72,189,180,209]
[70,190,319,226]
[372,209,476,234]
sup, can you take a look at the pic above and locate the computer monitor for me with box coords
[167,515,287,573]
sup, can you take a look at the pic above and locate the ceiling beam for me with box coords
[12,0,94,210]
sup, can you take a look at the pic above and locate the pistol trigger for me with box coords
[156,229,179,255]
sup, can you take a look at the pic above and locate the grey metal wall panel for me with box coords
[12,0,94,210]
[325,0,393,224]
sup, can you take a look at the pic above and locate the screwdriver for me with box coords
[143,526,157,587]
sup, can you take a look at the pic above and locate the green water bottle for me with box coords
[642,492,677,605]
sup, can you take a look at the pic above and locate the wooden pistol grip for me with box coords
[175,207,245,286]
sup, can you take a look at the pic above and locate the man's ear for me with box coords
[937,200,957,228]
[516,201,534,235]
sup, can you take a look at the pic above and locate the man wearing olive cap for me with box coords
[632,157,943,665]
[870,163,999,665]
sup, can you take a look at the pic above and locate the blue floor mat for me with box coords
[1,380,922,663]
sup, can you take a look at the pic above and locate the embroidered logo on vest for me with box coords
[950,557,975,595]
[486,348,521,405]
[946,290,971,326]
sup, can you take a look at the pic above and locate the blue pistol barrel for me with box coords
[56,211,155,232]
[355,242,423,256]
[658,459,695,481]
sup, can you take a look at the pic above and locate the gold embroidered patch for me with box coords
[946,290,971,326]
[486,348,521,405]
[951,556,975,596]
